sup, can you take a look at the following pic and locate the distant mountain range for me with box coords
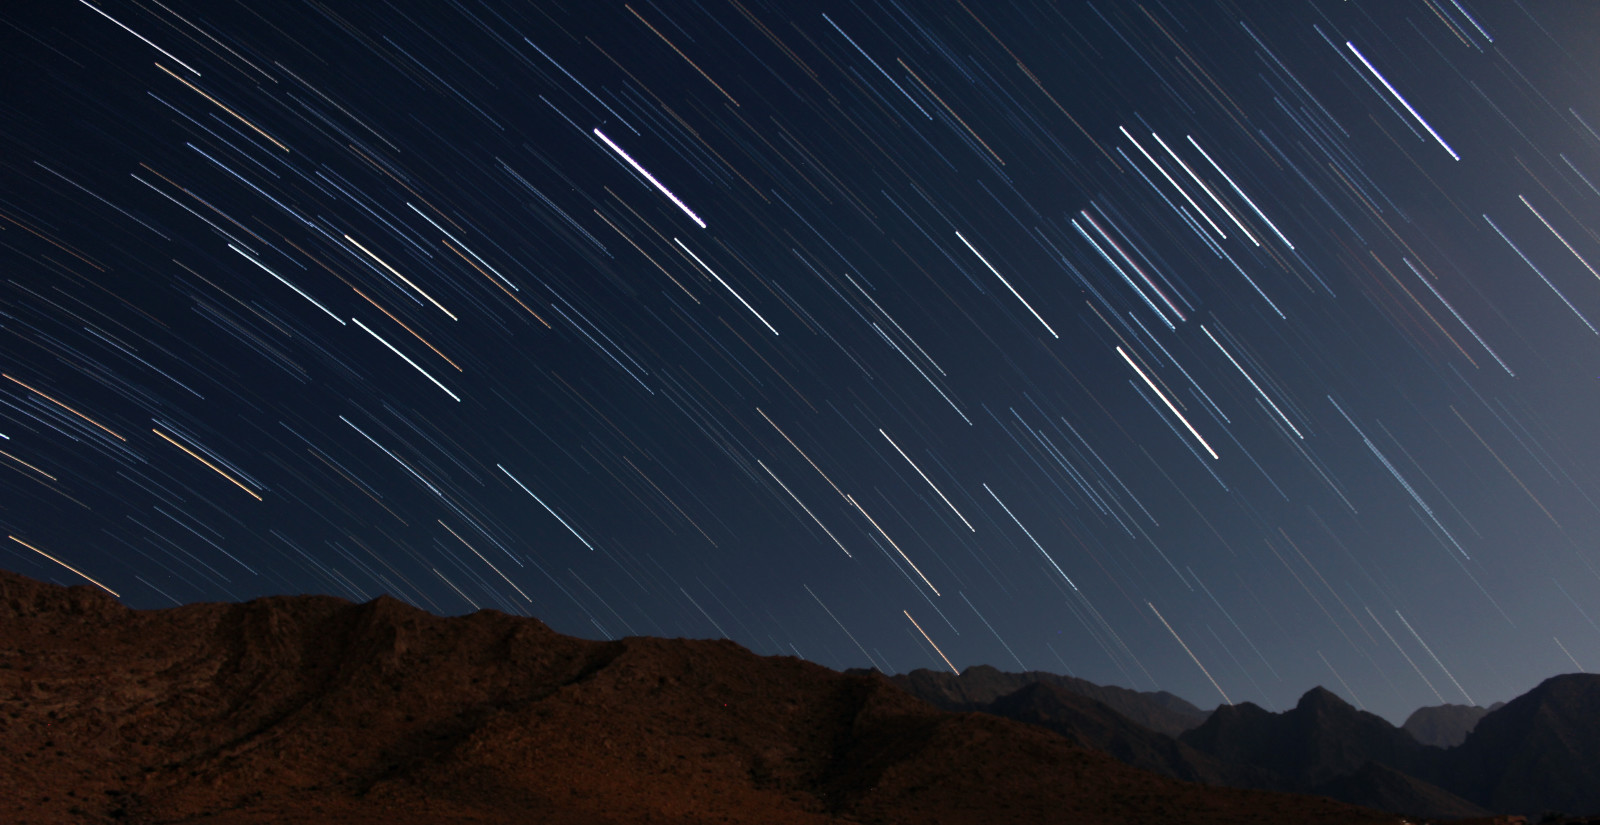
[1402,702,1500,748]
[3,568,1594,822]
[890,664,1600,819]
[880,663,1209,736]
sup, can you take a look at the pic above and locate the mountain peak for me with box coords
[1296,685,1353,713]
[1402,702,1489,748]
[1442,672,1600,814]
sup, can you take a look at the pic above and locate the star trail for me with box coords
[3,0,1600,724]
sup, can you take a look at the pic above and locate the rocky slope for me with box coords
[0,569,1396,825]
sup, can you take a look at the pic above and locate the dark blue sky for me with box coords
[4,0,1599,724]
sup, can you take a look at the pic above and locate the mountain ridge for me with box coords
[6,568,1595,821]
[0,568,1397,824]
[883,663,1210,737]
[860,656,1600,818]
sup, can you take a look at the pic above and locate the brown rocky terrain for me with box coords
[0,568,1403,824]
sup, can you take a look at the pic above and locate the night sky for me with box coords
[4,0,1600,725]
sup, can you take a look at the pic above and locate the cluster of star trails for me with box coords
[2,0,1599,723]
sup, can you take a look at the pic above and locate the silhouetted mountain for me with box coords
[982,681,1254,787]
[0,569,1395,825]
[1402,702,1499,747]
[1182,687,1431,786]
[1310,762,1489,819]
[1438,673,1600,815]
[886,664,1210,737]
[1175,686,1484,817]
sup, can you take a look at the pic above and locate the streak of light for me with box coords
[1187,136,1294,249]
[904,609,959,675]
[1447,0,1492,41]
[1449,405,1559,527]
[151,428,262,500]
[351,318,461,402]
[804,584,878,667]
[897,59,1004,166]
[1079,211,1184,322]
[822,14,930,118]
[1345,42,1459,161]
[342,417,444,502]
[846,494,939,596]
[498,464,598,552]
[625,5,739,107]
[432,568,479,610]
[1365,250,1477,364]
[843,271,945,375]
[1396,609,1474,704]
[981,483,1076,589]
[1553,579,1600,638]
[351,286,462,371]
[1149,601,1232,705]
[1189,566,1280,680]
[1366,605,1445,702]
[1152,132,1259,245]
[1318,651,1364,710]
[870,323,971,425]
[304,448,408,526]
[757,408,845,499]
[229,244,345,324]
[1422,0,1474,49]
[757,460,851,557]
[154,419,266,489]
[1013,62,1120,168]
[3,374,126,441]
[0,208,108,270]
[440,520,531,601]
[523,38,638,134]
[439,238,550,327]
[592,208,699,302]
[1482,214,1596,333]
[1329,396,1470,560]
[277,63,398,152]
[595,128,707,229]
[573,570,636,635]
[1519,195,1600,282]
[1199,325,1302,438]
[32,162,170,240]
[8,535,119,596]
[955,231,1057,337]
[879,429,972,531]
[154,63,287,151]
[406,203,511,287]
[1554,637,1584,672]
[674,238,778,334]
[680,586,729,637]
[344,235,456,320]
[1073,218,1175,328]
[132,173,252,251]
[1116,347,1219,459]
[74,0,200,76]
[960,591,1026,670]
[1400,258,1512,376]
[622,455,718,547]
[1119,126,1227,239]
[0,450,56,480]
